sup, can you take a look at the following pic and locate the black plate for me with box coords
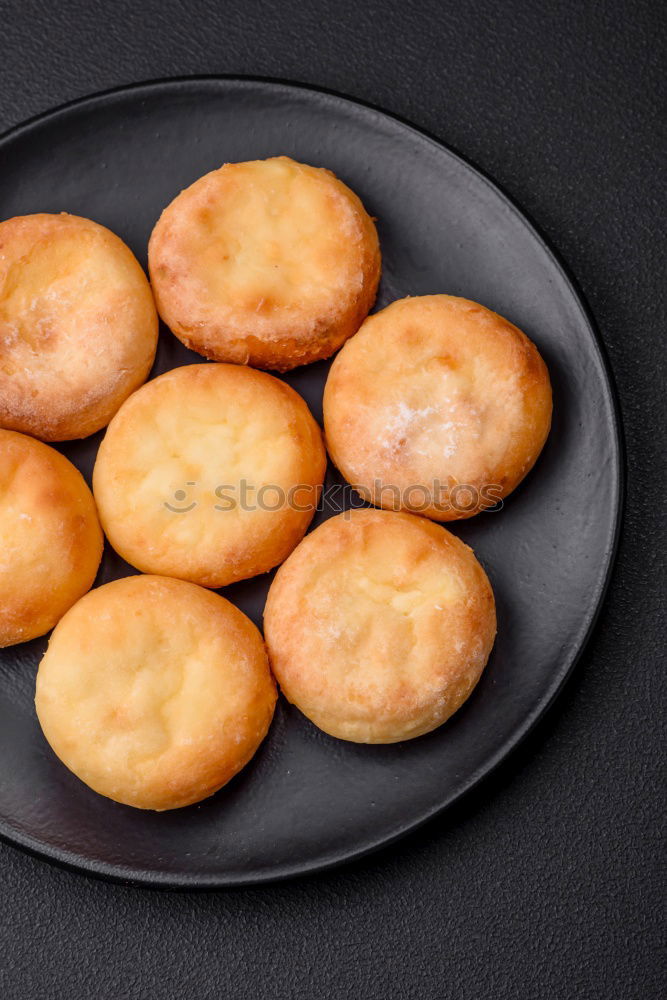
[0,77,623,888]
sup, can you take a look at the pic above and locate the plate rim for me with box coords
[0,74,626,889]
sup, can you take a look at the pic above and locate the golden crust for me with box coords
[0,429,103,646]
[148,156,381,371]
[0,213,159,441]
[93,363,327,588]
[264,508,496,743]
[323,295,552,521]
[35,575,277,810]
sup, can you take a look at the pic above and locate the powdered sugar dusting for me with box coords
[381,402,436,453]
[380,401,466,460]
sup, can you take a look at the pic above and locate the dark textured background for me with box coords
[0,1,664,997]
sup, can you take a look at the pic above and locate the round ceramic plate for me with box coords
[0,77,622,887]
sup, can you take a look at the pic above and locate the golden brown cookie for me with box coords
[264,508,496,743]
[35,575,277,810]
[323,295,552,520]
[0,213,158,441]
[0,429,103,646]
[148,156,381,371]
[93,363,326,587]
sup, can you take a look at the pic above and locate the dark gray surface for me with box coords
[0,0,664,996]
[0,77,621,887]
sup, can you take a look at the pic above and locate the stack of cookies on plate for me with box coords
[0,156,551,809]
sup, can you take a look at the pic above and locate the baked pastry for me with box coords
[0,429,103,647]
[264,507,496,743]
[148,156,381,371]
[35,575,277,810]
[0,213,158,441]
[323,295,552,520]
[93,363,326,587]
